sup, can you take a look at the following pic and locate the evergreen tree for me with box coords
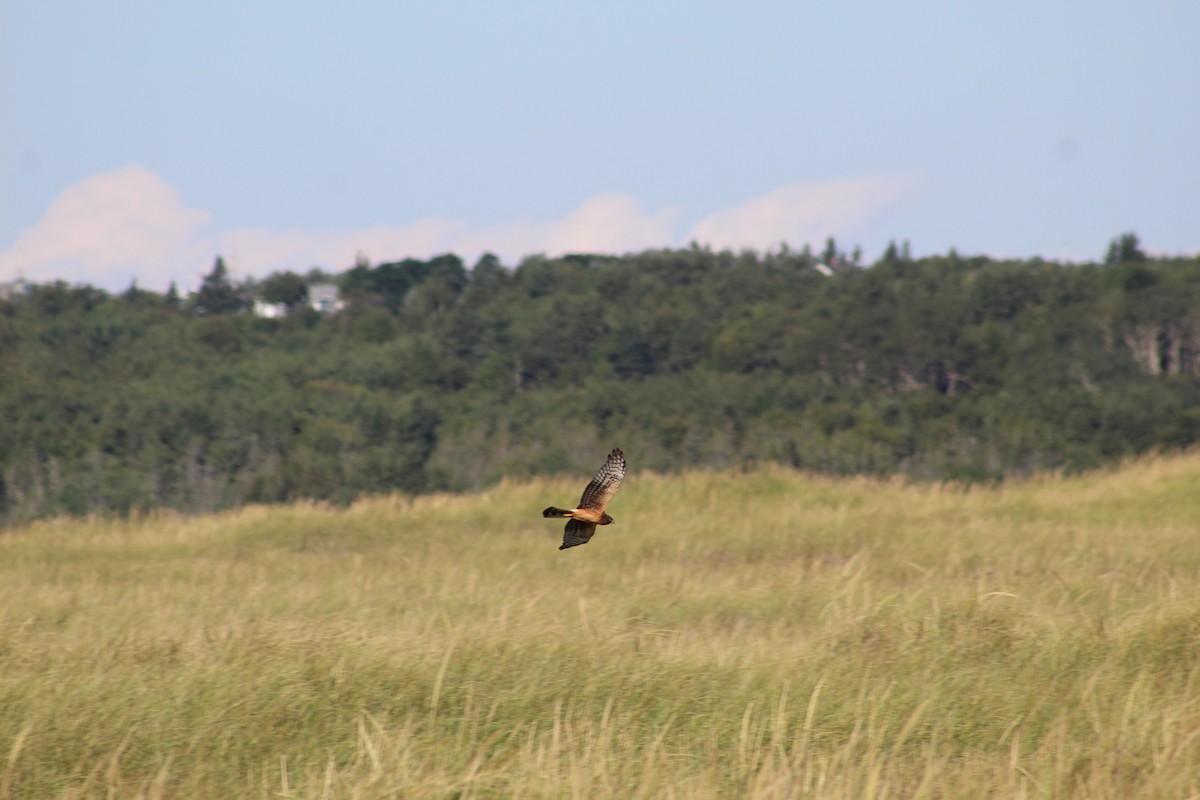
[821,237,838,266]
[192,257,242,314]
[1105,232,1147,265]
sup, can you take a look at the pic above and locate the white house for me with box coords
[252,299,289,318]
[251,282,344,318]
[308,283,344,313]
[0,278,29,301]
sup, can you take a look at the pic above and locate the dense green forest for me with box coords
[2,233,1199,523]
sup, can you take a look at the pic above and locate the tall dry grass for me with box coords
[2,452,1199,797]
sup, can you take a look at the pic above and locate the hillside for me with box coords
[2,453,1199,797]
[3,242,1199,524]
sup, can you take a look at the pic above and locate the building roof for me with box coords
[309,283,339,302]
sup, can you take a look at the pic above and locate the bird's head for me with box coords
[600,512,615,525]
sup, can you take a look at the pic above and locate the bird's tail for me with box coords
[543,506,573,518]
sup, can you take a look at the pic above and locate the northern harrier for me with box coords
[542,448,626,550]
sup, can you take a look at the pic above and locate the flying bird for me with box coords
[542,448,626,550]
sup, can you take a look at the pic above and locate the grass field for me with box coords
[2,452,1200,798]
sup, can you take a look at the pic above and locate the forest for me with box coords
[1,233,1198,523]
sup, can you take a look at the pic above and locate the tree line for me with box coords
[1,233,1198,523]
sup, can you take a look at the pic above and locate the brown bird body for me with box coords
[542,448,626,550]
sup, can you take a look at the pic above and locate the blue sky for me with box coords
[2,1,1197,291]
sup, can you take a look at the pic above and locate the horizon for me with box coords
[1,233,1183,299]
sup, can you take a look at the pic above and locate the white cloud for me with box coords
[0,166,917,292]
[451,193,680,262]
[0,165,211,289]
[209,219,469,280]
[212,193,679,282]
[686,175,918,252]
[541,193,681,254]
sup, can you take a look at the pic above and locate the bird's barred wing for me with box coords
[560,519,597,550]
[577,448,625,511]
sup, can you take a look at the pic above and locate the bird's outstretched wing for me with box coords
[577,448,625,511]
[559,518,597,550]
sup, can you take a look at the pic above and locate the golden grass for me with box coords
[2,452,1200,798]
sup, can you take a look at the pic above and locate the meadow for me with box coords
[2,452,1199,798]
